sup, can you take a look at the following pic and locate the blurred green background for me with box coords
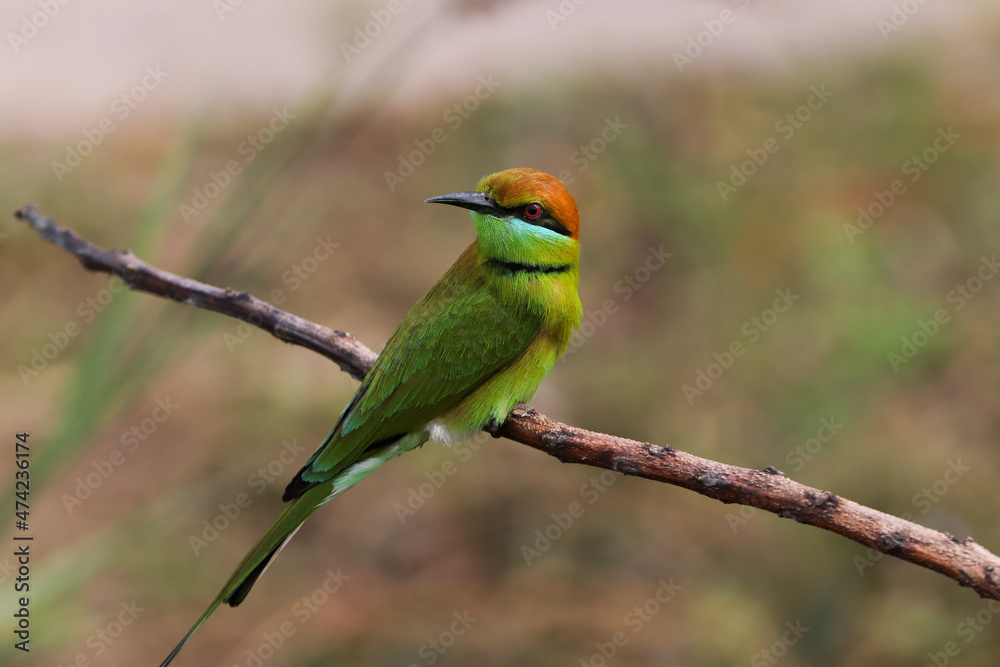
[3,1,1000,665]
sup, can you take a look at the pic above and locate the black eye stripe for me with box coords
[537,218,572,236]
[501,205,572,237]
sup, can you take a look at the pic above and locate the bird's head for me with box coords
[425,168,580,265]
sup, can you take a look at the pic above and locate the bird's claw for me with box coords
[484,418,504,438]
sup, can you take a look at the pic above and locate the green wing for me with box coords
[285,259,539,499]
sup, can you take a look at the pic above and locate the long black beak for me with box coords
[424,191,499,215]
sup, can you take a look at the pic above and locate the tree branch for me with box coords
[16,204,1000,601]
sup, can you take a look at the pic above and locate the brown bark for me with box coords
[16,204,1000,601]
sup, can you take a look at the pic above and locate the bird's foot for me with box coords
[484,417,505,438]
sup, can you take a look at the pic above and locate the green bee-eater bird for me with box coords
[158,168,582,665]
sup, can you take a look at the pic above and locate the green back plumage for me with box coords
[286,243,543,497]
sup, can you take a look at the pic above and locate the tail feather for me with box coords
[224,525,303,607]
[158,431,429,666]
[158,488,324,667]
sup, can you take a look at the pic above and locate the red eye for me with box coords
[524,203,543,219]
